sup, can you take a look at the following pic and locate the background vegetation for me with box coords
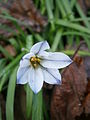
[0,0,90,120]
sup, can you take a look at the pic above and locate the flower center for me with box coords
[30,56,40,68]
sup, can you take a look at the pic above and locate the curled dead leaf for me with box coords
[51,56,87,120]
[0,0,48,37]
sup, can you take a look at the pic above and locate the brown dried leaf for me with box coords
[78,0,90,14]
[51,56,87,120]
[5,45,16,56]
[0,0,47,37]
[83,93,90,114]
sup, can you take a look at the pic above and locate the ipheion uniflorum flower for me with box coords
[17,41,72,94]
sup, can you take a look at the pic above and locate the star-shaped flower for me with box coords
[17,41,72,94]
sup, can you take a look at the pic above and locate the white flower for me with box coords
[17,41,72,94]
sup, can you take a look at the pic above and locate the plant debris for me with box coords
[51,56,88,120]
[0,0,48,37]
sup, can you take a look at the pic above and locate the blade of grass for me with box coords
[55,19,90,34]
[0,71,9,92]
[45,0,55,30]
[6,67,17,120]
[83,37,90,49]
[61,0,74,19]
[71,0,77,9]
[45,0,53,20]
[63,31,90,38]
[0,59,6,72]
[76,3,90,28]
[26,35,33,50]
[0,52,25,78]
[32,90,43,120]
[56,0,66,18]
[26,85,33,119]
[71,17,90,22]
[0,45,14,60]
[62,50,90,56]
[51,29,63,51]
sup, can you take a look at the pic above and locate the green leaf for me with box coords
[6,67,17,120]
[0,52,25,78]
[26,85,33,119]
[26,35,33,50]
[56,19,90,34]
[76,3,90,28]
[51,29,63,51]
[32,90,43,120]
[0,45,14,60]
[62,50,90,56]
[0,71,9,92]
[0,59,6,72]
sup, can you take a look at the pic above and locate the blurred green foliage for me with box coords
[0,0,90,120]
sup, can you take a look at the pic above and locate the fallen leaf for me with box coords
[0,0,48,37]
[51,56,87,120]
[78,0,90,14]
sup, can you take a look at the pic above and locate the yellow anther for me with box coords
[33,63,37,67]
[30,57,36,62]
[30,56,40,68]
[37,58,40,63]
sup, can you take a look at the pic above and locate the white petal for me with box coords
[42,68,61,84]
[37,51,49,58]
[23,53,35,59]
[28,67,44,94]
[17,66,30,84]
[30,41,50,55]
[20,59,30,68]
[40,52,73,69]
[20,53,34,68]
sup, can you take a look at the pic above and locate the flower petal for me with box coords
[20,59,30,68]
[17,66,30,84]
[23,53,35,59]
[30,41,50,55]
[42,68,61,84]
[40,52,73,69]
[28,67,43,94]
[20,53,34,68]
[38,51,49,58]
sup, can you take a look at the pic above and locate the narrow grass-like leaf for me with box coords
[0,45,14,60]
[0,71,9,92]
[51,29,63,51]
[67,35,74,47]
[0,52,25,78]
[83,37,90,49]
[76,3,90,28]
[26,85,33,119]
[6,67,17,120]
[34,34,43,42]
[26,35,33,50]
[61,0,74,19]
[63,50,90,56]
[9,38,19,51]
[71,0,77,9]
[56,19,90,34]
[63,31,90,38]
[32,90,43,120]
[45,0,54,20]
[56,0,66,18]
[0,59,6,72]
[71,17,90,22]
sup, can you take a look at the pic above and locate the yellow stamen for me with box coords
[30,56,40,68]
